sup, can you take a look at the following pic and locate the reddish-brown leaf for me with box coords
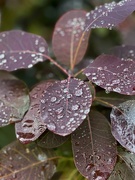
[111,100,135,153]
[0,30,48,71]
[0,141,57,179]
[41,78,92,136]
[72,111,117,180]
[0,71,29,127]
[15,81,54,144]
[52,10,90,69]
[85,0,135,31]
[84,54,135,95]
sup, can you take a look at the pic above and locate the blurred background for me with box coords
[0,0,134,149]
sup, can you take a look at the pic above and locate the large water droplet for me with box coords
[39,46,45,53]
[51,97,57,102]
[72,104,79,110]
[75,89,83,96]
[47,123,56,131]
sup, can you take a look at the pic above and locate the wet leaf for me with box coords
[72,111,117,180]
[0,30,48,71]
[0,71,29,127]
[85,0,135,31]
[41,78,92,136]
[0,141,57,179]
[108,147,135,180]
[52,10,90,69]
[110,45,135,60]
[37,131,69,149]
[15,81,54,144]
[96,91,135,107]
[111,100,135,153]
[84,54,135,95]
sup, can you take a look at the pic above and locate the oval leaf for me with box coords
[0,71,29,127]
[0,30,48,71]
[0,141,56,179]
[85,0,135,31]
[71,111,117,179]
[84,54,135,95]
[41,78,92,136]
[110,45,135,60]
[111,100,135,153]
[37,131,69,149]
[15,81,54,144]
[52,10,90,69]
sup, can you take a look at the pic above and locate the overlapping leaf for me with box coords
[72,111,117,180]
[111,100,135,153]
[37,131,69,149]
[109,147,135,180]
[0,71,29,127]
[85,0,135,31]
[96,91,135,107]
[15,81,54,144]
[52,10,90,69]
[0,30,48,71]
[84,54,135,95]
[0,141,57,179]
[41,78,92,136]
[110,45,135,60]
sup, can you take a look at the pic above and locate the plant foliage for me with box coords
[0,0,135,179]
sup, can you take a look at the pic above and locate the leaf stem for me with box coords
[43,54,70,76]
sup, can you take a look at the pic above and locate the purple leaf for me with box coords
[111,100,135,153]
[0,30,48,71]
[0,71,29,127]
[41,78,92,136]
[0,141,57,179]
[85,0,135,31]
[15,81,54,144]
[84,54,135,95]
[72,111,117,179]
[37,131,69,149]
[110,45,135,60]
[52,10,90,68]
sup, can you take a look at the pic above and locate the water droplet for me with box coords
[39,46,45,53]
[47,123,56,131]
[75,89,83,96]
[72,104,79,110]
[51,97,57,102]
[0,54,5,59]
[55,107,64,114]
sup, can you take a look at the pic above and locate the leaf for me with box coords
[37,131,69,149]
[85,0,135,31]
[110,45,135,60]
[96,91,135,107]
[110,100,135,153]
[108,147,135,180]
[84,54,135,95]
[15,81,54,144]
[41,77,92,136]
[0,71,29,127]
[52,10,90,69]
[0,141,57,179]
[0,30,48,71]
[71,111,117,180]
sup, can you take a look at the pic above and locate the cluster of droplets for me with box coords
[0,30,48,71]
[85,0,134,31]
[111,100,135,153]
[84,55,135,95]
[41,78,92,136]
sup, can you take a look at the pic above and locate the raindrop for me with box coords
[75,89,83,96]
[72,104,79,110]
[47,123,56,131]
[51,97,57,102]
[39,46,45,53]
